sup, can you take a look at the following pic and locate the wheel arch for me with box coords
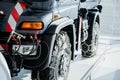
[42,17,76,69]
[88,12,100,28]
[81,12,100,57]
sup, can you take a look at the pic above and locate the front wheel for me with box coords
[82,16,100,58]
[39,31,72,80]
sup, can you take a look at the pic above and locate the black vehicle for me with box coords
[0,0,102,80]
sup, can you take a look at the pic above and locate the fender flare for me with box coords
[46,17,74,34]
[88,12,100,28]
[42,17,76,69]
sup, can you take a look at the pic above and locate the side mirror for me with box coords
[81,0,86,2]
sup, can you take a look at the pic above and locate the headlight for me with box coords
[12,45,37,55]
[21,22,43,30]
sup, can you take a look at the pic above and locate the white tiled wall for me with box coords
[100,0,120,37]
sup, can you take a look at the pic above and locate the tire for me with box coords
[81,16,100,58]
[39,31,72,80]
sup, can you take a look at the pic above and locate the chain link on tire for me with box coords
[82,18,100,58]
[39,31,71,80]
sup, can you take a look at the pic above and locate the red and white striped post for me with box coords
[0,2,26,51]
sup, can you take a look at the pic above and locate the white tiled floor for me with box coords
[93,45,120,80]
[68,43,108,80]
[92,39,120,80]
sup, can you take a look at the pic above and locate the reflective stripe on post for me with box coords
[6,2,26,32]
[0,2,26,50]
